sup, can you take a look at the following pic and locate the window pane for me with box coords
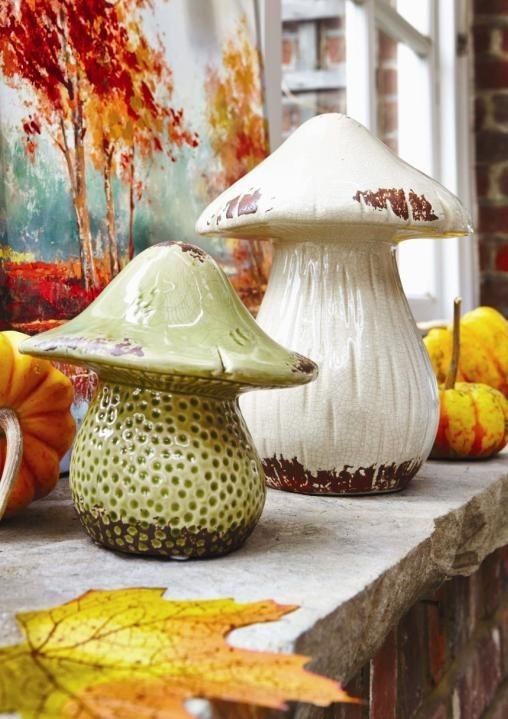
[393,31,437,305]
[374,13,437,310]
[281,0,346,139]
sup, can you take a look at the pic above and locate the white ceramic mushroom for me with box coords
[196,113,472,495]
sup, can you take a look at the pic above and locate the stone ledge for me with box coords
[0,452,507,718]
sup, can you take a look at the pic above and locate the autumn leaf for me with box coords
[0,588,355,718]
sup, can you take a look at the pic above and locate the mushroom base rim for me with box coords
[74,503,259,559]
[263,455,423,495]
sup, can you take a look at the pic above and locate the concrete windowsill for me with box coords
[1,452,507,710]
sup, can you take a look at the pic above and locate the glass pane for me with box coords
[391,31,436,305]
[375,20,437,309]
[281,0,346,139]
[376,22,438,304]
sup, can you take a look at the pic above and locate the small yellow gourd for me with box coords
[460,307,508,396]
[0,331,75,519]
[424,305,507,396]
[430,299,507,460]
[424,326,464,386]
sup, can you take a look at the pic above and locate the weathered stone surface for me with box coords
[0,453,507,718]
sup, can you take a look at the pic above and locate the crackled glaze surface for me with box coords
[198,113,471,496]
[240,239,439,494]
[195,113,472,242]
[71,383,265,557]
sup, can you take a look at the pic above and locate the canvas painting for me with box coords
[0,0,270,355]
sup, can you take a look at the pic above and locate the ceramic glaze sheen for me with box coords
[241,239,440,494]
[72,383,265,558]
[197,114,470,495]
[20,242,317,558]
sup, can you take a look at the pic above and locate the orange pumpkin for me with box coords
[430,299,507,460]
[0,331,75,518]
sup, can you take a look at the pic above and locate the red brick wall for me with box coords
[327,546,508,718]
[281,16,346,139]
[474,0,508,314]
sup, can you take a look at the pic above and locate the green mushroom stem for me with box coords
[72,382,265,558]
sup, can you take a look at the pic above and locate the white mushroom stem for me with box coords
[241,237,439,493]
[0,408,23,520]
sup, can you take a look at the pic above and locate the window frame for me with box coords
[259,0,478,321]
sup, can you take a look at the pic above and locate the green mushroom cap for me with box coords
[20,242,317,396]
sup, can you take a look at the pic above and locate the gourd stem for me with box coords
[445,297,462,390]
[0,408,23,521]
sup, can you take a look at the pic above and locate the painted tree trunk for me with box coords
[58,120,97,292]
[73,166,96,290]
[128,147,136,261]
[248,240,267,286]
[241,238,439,495]
[73,97,98,291]
[103,150,120,277]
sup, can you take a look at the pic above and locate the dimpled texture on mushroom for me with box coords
[19,242,317,394]
[70,383,265,558]
[195,113,471,243]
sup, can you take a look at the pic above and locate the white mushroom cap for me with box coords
[196,113,472,243]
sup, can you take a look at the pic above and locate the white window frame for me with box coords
[258,0,282,150]
[259,0,478,321]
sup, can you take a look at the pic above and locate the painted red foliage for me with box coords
[0,1,148,112]
[0,260,106,332]
[0,0,199,295]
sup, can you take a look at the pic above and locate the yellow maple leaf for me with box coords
[0,588,356,718]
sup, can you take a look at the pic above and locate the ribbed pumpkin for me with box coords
[430,299,508,460]
[0,331,75,519]
[460,307,508,396]
[424,306,507,396]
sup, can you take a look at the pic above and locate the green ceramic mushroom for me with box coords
[20,242,317,558]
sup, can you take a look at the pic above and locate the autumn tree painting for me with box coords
[0,0,267,335]
[86,6,198,269]
[206,16,268,191]
[0,0,197,305]
[205,16,270,310]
